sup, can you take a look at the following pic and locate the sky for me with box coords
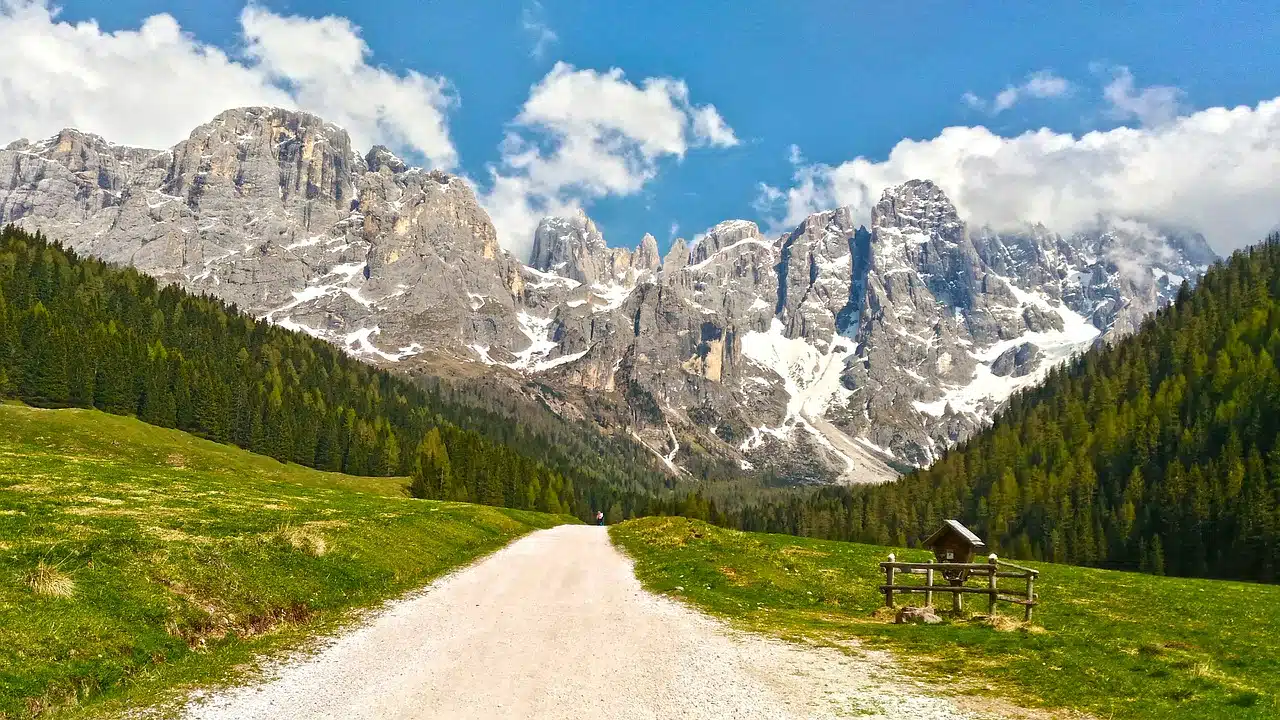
[3,0,1279,259]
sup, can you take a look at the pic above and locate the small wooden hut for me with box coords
[922,519,986,564]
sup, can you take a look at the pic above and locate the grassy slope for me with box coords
[0,403,574,719]
[612,517,1280,720]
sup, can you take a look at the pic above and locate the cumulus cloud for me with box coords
[522,1,557,60]
[0,0,458,168]
[481,62,738,258]
[757,97,1280,253]
[964,70,1072,114]
[1101,66,1183,127]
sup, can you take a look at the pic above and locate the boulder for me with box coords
[895,606,943,625]
[991,342,1042,378]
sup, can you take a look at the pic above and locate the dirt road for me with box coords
[183,525,978,719]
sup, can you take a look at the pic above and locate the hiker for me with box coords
[596,510,605,526]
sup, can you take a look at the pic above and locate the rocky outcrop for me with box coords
[991,343,1042,378]
[0,108,1216,485]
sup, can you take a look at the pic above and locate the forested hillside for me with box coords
[0,225,666,518]
[711,235,1280,582]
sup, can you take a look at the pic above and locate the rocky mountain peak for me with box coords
[13,128,119,160]
[207,106,350,142]
[366,145,408,174]
[162,105,361,210]
[690,220,763,265]
[871,179,963,236]
[635,233,662,273]
[662,237,690,273]
[530,212,611,284]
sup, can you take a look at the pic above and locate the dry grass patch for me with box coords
[145,526,209,544]
[717,566,749,586]
[64,506,142,517]
[779,546,829,558]
[273,523,327,557]
[26,560,75,598]
[85,496,125,505]
[303,519,350,529]
[981,615,1047,634]
[5,483,52,494]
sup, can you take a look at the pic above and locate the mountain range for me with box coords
[0,107,1217,483]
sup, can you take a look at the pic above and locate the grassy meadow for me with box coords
[0,403,574,719]
[612,516,1280,720]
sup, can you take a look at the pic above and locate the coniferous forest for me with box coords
[0,225,669,519]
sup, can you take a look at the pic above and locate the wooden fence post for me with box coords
[1025,571,1036,621]
[924,559,934,608]
[987,554,999,616]
[885,553,896,608]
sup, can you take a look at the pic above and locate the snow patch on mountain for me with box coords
[913,275,1101,419]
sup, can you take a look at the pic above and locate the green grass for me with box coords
[612,516,1280,720]
[0,403,575,719]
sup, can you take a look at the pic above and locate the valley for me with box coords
[0,111,1215,483]
[0,10,1275,717]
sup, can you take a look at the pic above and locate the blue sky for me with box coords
[7,1,1280,255]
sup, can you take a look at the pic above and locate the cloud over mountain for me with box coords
[480,62,738,258]
[761,91,1280,253]
[0,0,458,169]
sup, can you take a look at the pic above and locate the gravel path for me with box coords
[182,525,983,719]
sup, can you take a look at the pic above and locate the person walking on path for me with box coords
[596,510,605,526]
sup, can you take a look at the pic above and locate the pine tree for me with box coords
[410,428,452,500]
[19,303,69,407]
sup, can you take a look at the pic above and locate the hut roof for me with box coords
[923,519,986,550]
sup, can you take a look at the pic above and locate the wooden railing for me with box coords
[878,554,1039,620]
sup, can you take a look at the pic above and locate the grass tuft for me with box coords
[979,614,1045,634]
[273,523,328,557]
[25,559,75,598]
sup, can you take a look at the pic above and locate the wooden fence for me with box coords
[878,554,1039,621]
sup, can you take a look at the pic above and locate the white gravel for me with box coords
[181,525,984,719]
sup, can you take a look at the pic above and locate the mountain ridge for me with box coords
[0,106,1217,483]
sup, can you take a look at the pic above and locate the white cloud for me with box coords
[521,1,557,60]
[1102,66,1183,127]
[965,69,1072,114]
[481,62,737,258]
[240,7,457,168]
[758,97,1280,253]
[992,87,1022,113]
[1024,70,1071,99]
[0,1,458,168]
[692,105,739,148]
